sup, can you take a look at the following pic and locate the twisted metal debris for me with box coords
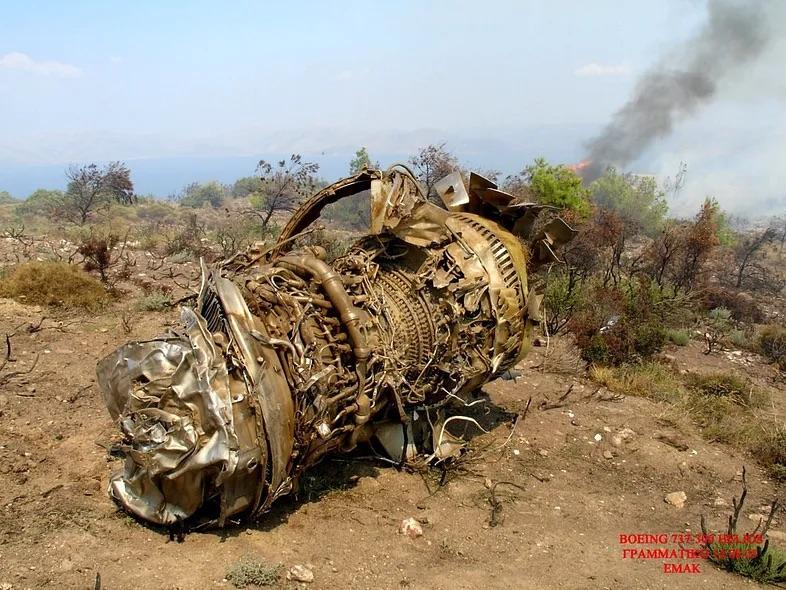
[97,166,575,527]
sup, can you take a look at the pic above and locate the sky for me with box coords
[0,0,783,215]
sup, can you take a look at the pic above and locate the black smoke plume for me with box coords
[582,0,771,182]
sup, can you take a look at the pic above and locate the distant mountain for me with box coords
[0,125,595,198]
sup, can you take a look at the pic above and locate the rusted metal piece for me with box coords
[97,166,573,527]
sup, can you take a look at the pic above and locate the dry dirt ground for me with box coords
[0,298,784,590]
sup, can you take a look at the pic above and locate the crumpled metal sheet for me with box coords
[97,308,238,525]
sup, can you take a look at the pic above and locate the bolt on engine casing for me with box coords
[97,167,573,527]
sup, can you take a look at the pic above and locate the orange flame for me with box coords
[567,160,591,173]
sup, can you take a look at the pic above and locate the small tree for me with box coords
[523,158,591,217]
[408,143,459,197]
[670,198,721,292]
[349,147,376,174]
[645,221,683,288]
[179,181,227,208]
[231,176,263,199]
[62,162,134,224]
[247,154,319,230]
[15,189,63,219]
[731,227,776,289]
[589,167,667,236]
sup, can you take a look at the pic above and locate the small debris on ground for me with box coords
[399,517,424,538]
[664,491,687,508]
[653,431,689,451]
[611,428,636,447]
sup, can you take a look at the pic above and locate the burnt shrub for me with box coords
[701,286,763,323]
[758,325,786,370]
[78,231,123,283]
[569,282,668,365]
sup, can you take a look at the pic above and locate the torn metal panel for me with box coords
[97,166,574,527]
[434,171,470,212]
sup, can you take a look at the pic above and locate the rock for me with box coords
[748,513,767,524]
[533,337,546,347]
[653,431,689,451]
[538,449,549,457]
[593,433,603,442]
[768,530,786,541]
[287,564,314,583]
[713,497,728,507]
[665,491,687,508]
[612,428,636,446]
[399,517,423,538]
[603,450,613,460]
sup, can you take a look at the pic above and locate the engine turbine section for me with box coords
[97,166,573,526]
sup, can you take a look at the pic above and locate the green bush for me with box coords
[666,328,691,346]
[709,537,786,584]
[633,323,667,357]
[0,261,109,310]
[543,271,579,334]
[225,557,281,588]
[728,329,749,349]
[137,290,172,312]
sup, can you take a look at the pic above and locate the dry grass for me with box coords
[590,362,681,403]
[0,261,109,310]
[590,363,785,479]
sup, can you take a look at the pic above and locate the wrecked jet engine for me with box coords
[97,166,575,527]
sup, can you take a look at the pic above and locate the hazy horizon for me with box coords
[2,0,784,216]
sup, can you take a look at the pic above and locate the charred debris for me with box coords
[97,166,575,527]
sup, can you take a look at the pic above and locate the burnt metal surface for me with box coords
[97,166,574,527]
